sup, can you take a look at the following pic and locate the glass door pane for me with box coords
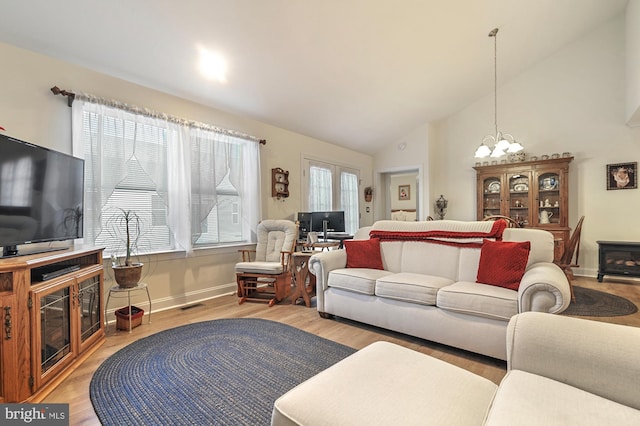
[78,274,101,344]
[537,172,560,225]
[308,163,333,211]
[339,169,359,235]
[508,173,530,226]
[40,287,71,374]
[481,176,501,218]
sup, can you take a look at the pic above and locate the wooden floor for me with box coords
[43,275,640,425]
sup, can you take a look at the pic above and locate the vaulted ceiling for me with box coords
[0,0,629,154]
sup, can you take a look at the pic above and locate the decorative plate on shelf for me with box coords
[513,183,528,192]
[540,177,558,190]
[487,182,500,193]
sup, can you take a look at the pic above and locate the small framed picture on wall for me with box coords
[607,162,637,190]
[398,185,410,200]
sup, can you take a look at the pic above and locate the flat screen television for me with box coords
[0,134,84,258]
[311,211,345,238]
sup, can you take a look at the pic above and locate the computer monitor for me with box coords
[297,212,312,241]
[311,211,345,239]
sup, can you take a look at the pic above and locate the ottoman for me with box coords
[271,341,498,426]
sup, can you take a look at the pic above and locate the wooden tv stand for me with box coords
[0,246,105,402]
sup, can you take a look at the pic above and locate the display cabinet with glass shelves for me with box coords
[475,157,572,260]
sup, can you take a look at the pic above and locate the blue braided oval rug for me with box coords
[90,318,356,425]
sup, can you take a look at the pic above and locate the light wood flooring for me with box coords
[43,276,640,425]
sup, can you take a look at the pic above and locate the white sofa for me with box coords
[272,312,640,425]
[308,220,571,360]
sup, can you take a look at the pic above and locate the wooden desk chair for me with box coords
[235,220,297,307]
[482,215,521,228]
[555,216,585,301]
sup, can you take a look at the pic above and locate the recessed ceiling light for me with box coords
[197,46,227,83]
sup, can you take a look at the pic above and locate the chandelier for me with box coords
[474,28,523,159]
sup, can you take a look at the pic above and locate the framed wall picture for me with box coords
[607,162,637,190]
[398,185,410,200]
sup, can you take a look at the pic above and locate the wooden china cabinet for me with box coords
[474,157,573,261]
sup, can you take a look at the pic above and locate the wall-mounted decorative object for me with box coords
[434,195,448,220]
[398,185,410,200]
[607,162,637,190]
[364,186,373,202]
[271,168,289,199]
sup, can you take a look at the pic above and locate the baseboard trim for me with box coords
[105,282,237,321]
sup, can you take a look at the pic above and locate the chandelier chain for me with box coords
[492,29,498,137]
[474,27,523,159]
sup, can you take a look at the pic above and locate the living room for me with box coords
[1,1,640,423]
[0,2,638,311]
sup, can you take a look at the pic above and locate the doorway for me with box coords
[381,169,420,221]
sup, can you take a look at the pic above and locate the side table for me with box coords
[105,282,152,333]
[291,252,316,307]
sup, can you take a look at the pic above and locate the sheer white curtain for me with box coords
[190,129,260,245]
[340,171,359,234]
[304,159,360,235]
[231,139,261,242]
[308,164,333,211]
[72,99,260,255]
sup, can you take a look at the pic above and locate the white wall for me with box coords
[0,41,373,314]
[627,0,640,125]
[430,14,640,277]
[373,122,430,220]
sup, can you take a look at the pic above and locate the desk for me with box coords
[105,282,152,333]
[291,252,316,307]
[298,241,340,251]
[325,233,354,248]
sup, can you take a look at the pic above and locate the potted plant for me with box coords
[108,208,144,288]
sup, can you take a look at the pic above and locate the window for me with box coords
[303,158,360,234]
[81,113,172,254]
[73,100,261,257]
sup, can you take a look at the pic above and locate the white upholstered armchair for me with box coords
[235,219,298,307]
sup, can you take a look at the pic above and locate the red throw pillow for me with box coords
[476,239,530,290]
[344,238,384,269]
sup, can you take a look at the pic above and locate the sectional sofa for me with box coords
[308,219,571,360]
[272,312,640,425]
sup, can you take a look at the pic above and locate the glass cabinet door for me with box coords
[507,172,531,226]
[77,271,102,350]
[37,283,72,376]
[31,278,75,390]
[537,172,561,225]
[481,175,502,218]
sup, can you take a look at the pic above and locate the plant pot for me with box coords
[113,263,144,288]
[115,306,144,330]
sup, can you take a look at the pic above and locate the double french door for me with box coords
[302,158,359,235]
